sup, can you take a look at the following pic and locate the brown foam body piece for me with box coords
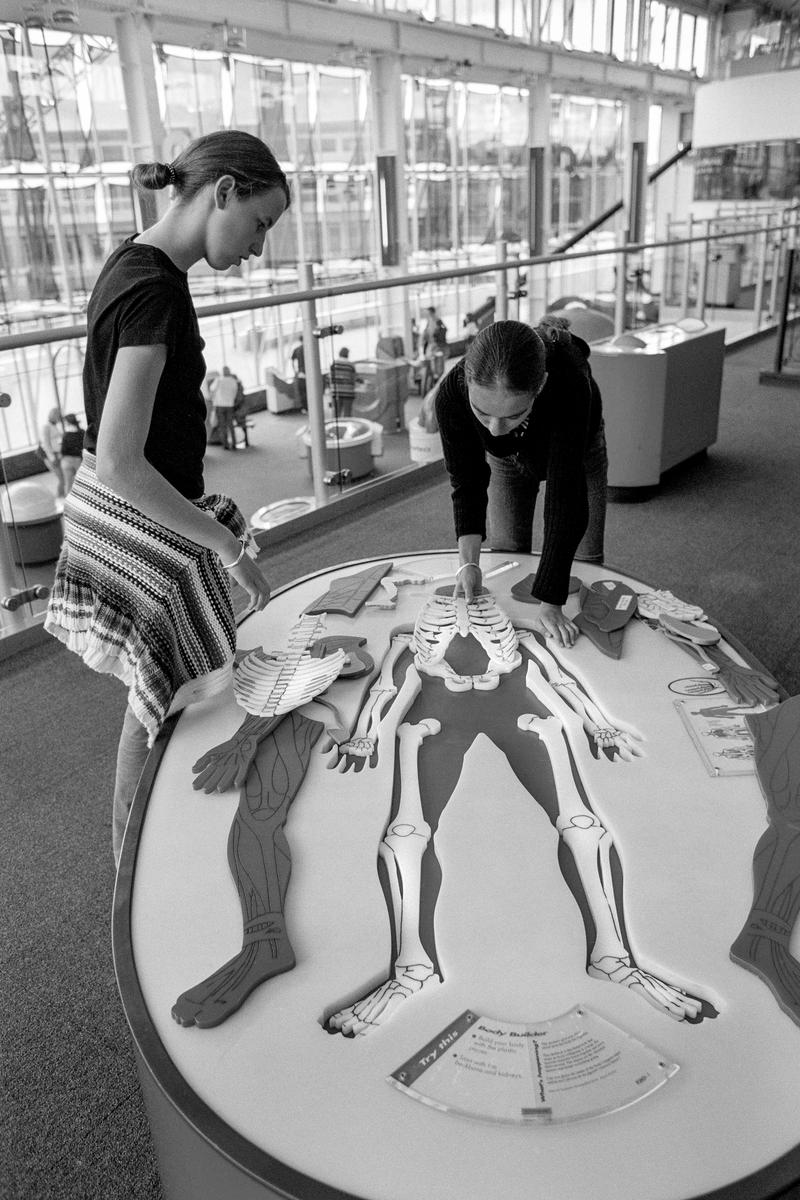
[574,580,638,658]
[730,696,800,1026]
[511,574,582,604]
[304,562,393,616]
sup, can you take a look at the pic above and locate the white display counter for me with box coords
[590,323,726,493]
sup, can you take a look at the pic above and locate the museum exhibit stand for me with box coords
[113,551,800,1200]
[590,322,726,493]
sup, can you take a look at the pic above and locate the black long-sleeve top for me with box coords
[435,329,602,606]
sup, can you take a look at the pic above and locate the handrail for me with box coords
[0,218,795,355]
[555,142,694,254]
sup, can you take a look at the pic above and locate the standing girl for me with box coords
[45,130,289,863]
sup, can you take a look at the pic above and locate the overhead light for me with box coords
[223,22,246,52]
[50,0,80,26]
[21,0,46,24]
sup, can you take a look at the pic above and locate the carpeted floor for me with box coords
[2,331,800,1200]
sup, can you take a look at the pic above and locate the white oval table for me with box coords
[113,551,800,1200]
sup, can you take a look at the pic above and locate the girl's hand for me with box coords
[453,562,482,601]
[536,602,578,648]
[229,554,271,613]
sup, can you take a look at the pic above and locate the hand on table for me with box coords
[536,602,579,648]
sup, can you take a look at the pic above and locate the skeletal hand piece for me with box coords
[636,589,706,624]
[333,735,378,772]
[590,723,645,761]
[191,715,278,792]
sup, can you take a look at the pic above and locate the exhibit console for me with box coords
[113,552,800,1200]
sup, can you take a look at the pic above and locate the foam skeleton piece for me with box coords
[325,593,713,1036]
[327,714,442,1036]
[516,704,704,1021]
[413,592,521,691]
[636,589,707,625]
[330,633,417,770]
[518,633,645,761]
[234,615,347,717]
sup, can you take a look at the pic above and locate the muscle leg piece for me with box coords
[730,823,800,1024]
[730,699,800,1025]
[519,672,708,1022]
[326,717,442,1036]
[172,710,323,1029]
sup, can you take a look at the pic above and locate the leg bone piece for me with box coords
[518,713,705,1022]
[326,718,442,1036]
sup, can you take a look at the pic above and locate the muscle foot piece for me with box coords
[587,954,710,1023]
[731,907,800,1024]
[172,918,295,1028]
[325,964,440,1037]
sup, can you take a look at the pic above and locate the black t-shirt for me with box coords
[82,237,207,499]
[61,428,84,457]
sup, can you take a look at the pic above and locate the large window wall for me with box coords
[381,0,708,74]
[0,15,664,469]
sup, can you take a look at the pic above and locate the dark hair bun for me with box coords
[131,162,172,191]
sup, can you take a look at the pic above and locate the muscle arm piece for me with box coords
[303,561,393,616]
[192,713,284,793]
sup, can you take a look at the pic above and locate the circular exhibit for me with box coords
[250,497,317,531]
[113,551,800,1200]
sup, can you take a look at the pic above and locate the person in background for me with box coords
[420,306,448,394]
[232,374,250,448]
[463,312,479,346]
[210,364,239,450]
[59,413,84,495]
[330,346,357,419]
[40,406,64,497]
[201,369,219,439]
[291,341,306,411]
[44,129,289,865]
[435,317,607,648]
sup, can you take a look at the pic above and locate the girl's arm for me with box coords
[95,344,270,608]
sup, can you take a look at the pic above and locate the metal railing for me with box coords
[2,213,799,640]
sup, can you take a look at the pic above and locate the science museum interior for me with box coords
[2,0,800,1196]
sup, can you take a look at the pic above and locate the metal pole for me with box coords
[696,221,710,322]
[681,217,693,317]
[753,220,769,333]
[299,262,328,509]
[768,236,782,320]
[20,26,73,310]
[772,246,794,376]
[494,239,508,322]
[0,392,25,633]
[614,250,627,336]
